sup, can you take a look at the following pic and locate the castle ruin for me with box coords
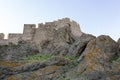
[0,18,82,45]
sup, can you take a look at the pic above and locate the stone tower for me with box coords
[22,24,36,41]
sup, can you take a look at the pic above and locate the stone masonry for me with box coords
[0,18,82,45]
[0,33,4,39]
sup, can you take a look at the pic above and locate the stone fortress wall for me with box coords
[0,18,82,45]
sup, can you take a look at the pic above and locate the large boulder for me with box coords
[68,33,96,57]
[76,35,119,80]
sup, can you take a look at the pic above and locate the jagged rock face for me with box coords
[76,35,120,80]
[68,33,96,57]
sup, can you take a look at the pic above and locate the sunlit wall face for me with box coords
[0,0,120,40]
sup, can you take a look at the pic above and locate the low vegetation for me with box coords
[23,54,54,61]
[22,54,79,62]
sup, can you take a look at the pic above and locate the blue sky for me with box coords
[0,0,120,40]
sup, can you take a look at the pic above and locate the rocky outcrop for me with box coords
[0,57,70,80]
[68,33,96,57]
[75,35,120,80]
[37,32,96,57]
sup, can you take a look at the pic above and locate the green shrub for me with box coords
[109,54,119,63]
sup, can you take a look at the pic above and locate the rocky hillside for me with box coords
[0,18,120,80]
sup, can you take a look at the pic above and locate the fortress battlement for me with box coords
[0,18,82,45]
